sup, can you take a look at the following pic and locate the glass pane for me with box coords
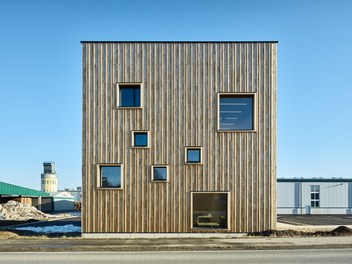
[134,86,140,106]
[134,133,148,147]
[187,149,201,163]
[120,86,140,107]
[193,193,228,229]
[219,96,253,130]
[101,166,121,188]
[153,167,167,181]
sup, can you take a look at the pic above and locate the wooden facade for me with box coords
[82,41,277,234]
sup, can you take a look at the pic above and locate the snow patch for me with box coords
[0,200,52,220]
[15,224,81,233]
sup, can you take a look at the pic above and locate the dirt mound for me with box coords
[0,231,21,239]
[329,226,352,236]
[0,201,51,220]
[249,226,352,237]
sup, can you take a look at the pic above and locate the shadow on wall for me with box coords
[53,200,75,211]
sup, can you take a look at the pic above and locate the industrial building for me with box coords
[277,178,352,214]
[82,41,277,236]
[0,181,52,211]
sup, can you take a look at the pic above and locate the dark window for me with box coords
[219,95,253,130]
[100,166,122,188]
[133,132,148,147]
[192,193,228,229]
[153,166,167,181]
[119,85,140,107]
[186,149,201,163]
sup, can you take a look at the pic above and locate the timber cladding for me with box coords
[82,41,277,233]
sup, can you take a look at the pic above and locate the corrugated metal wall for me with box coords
[277,181,352,214]
[82,42,277,233]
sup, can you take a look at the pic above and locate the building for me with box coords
[50,191,75,211]
[277,178,352,214]
[41,162,58,193]
[0,181,52,211]
[59,187,82,202]
[82,41,277,236]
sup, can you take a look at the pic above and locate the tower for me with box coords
[41,162,58,192]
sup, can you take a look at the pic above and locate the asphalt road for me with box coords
[0,249,351,264]
[277,215,352,226]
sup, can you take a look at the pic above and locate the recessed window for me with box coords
[132,131,149,148]
[118,84,141,107]
[151,165,168,181]
[310,185,320,208]
[99,165,122,188]
[218,94,254,131]
[185,147,202,164]
[192,192,228,229]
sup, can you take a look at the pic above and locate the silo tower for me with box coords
[41,162,58,192]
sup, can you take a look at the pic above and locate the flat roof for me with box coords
[278,178,352,183]
[81,41,278,44]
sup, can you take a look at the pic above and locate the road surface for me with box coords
[0,249,351,264]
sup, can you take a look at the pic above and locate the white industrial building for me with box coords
[277,178,352,214]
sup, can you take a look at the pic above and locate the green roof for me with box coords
[0,181,50,197]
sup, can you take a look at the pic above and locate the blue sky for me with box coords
[0,0,351,190]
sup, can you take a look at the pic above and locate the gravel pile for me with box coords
[0,201,51,220]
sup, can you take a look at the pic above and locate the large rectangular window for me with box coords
[218,94,254,131]
[99,165,122,188]
[192,193,228,229]
[118,84,141,107]
[310,185,320,208]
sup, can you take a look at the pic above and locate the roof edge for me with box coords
[80,41,279,44]
[278,178,352,183]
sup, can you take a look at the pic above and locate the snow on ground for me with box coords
[15,224,81,233]
[0,201,52,220]
[0,201,73,220]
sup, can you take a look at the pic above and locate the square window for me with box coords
[185,147,202,163]
[192,193,228,229]
[218,94,254,131]
[132,131,149,148]
[99,165,122,188]
[118,84,141,107]
[151,166,168,181]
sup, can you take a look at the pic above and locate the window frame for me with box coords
[217,92,256,132]
[151,165,169,182]
[97,164,123,190]
[185,147,202,164]
[310,185,320,208]
[131,130,150,148]
[191,192,230,231]
[116,83,143,109]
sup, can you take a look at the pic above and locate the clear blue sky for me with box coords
[0,0,351,190]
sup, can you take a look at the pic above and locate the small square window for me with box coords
[99,165,122,188]
[118,84,141,107]
[185,147,202,164]
[218,94,254,131]
[132,131,149,148]
[151,165,168,181]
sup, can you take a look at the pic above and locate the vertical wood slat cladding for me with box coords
[82,42,277,233]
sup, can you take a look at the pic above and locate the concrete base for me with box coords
[82,232,247,239]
